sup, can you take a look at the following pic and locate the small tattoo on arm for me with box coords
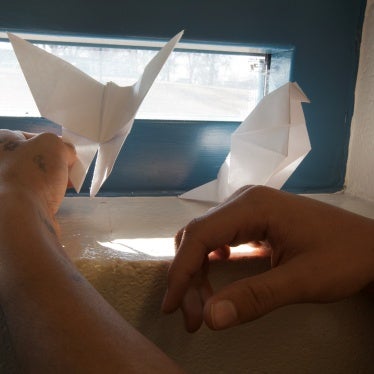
[33,154,47,172]
[3,141,19,151]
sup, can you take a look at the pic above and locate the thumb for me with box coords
[203,264,306,330]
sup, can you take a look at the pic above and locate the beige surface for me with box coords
[59,196,374,372]
[1,194,374,373]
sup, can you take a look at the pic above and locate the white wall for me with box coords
[345,0,374,201]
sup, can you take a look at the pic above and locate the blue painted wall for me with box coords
[0,0,366,195]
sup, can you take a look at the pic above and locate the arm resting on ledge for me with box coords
[0,130,183,373]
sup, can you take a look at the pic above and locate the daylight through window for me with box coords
[0,33,268,121]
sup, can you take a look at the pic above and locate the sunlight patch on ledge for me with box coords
[98,238,176,257]
[97,238,259,258]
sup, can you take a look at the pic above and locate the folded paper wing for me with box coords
[9,31,183,196]
[180,82,311,203]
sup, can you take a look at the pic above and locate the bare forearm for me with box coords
[0,188,183,373]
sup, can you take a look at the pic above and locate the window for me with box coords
[0,32,268,122]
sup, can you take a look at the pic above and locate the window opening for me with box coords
[0,32,269,121]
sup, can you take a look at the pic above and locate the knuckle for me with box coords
[36,132,62,146]
[243,185,271,199]
[181,218,209,250]
[32,133,67,158]
[236,280,277,322]
[183,218,203,237]
[234,185,253,195]
[240,185,275,213]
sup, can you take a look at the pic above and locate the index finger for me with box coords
[162,186,269,313]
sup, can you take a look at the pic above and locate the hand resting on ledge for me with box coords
[163,185,374,332]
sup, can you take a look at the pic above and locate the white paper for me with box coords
[9,31,184,196]
[180,82,311,203]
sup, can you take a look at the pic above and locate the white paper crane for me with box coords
[9,31,183,196]
[180,82,311,203]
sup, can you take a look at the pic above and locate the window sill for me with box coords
[59,192,374,263]
[55,192,374,373]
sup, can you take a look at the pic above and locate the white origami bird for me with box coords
[180,82,311,203]
[9,31,183,196]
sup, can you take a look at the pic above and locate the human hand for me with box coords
[0,131,184,373]
[162,186,374,332]
[0,130,76,228]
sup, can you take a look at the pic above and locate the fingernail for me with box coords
[210,300,238,329]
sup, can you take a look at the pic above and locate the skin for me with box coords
[0,129,183,373]
[162,185,374,332]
